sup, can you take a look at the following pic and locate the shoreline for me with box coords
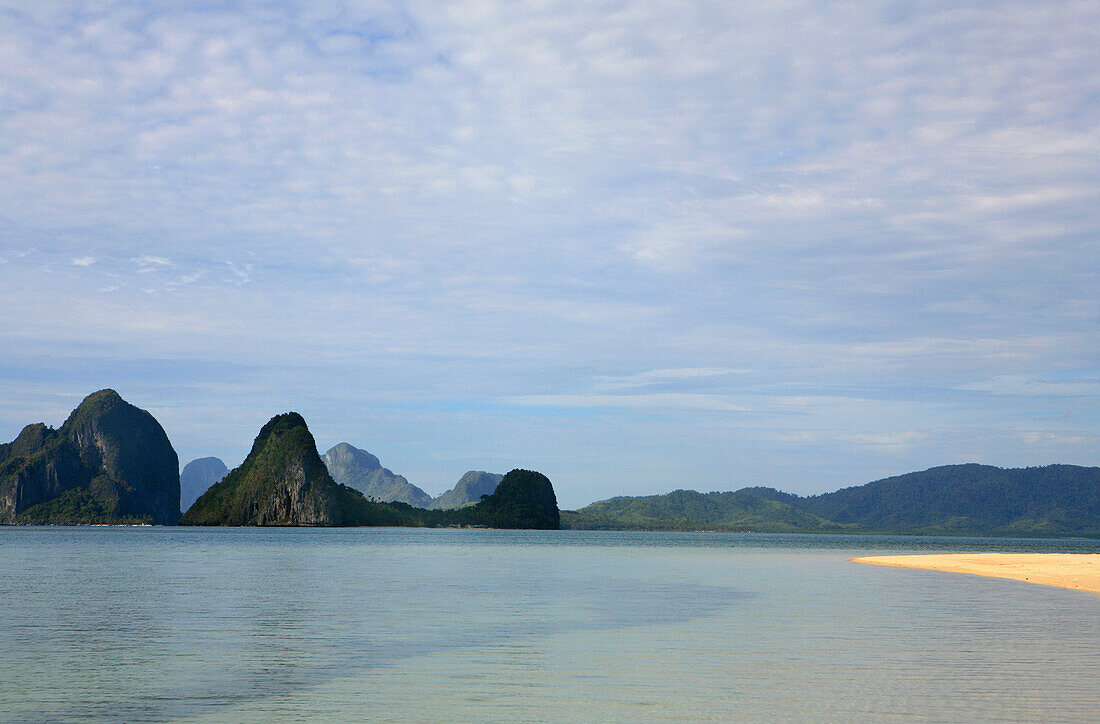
[853,553,1100,594]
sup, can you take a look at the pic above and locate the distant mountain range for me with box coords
[320,442,504,510]
[564,464,1100,537]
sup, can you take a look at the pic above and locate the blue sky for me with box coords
[1,1,1098,508]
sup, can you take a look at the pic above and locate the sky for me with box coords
[1,1,1098,509]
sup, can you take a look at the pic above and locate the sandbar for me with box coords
[852,553,1100,594]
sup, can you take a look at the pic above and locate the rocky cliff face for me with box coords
[322,442,433,508]
[180,457,229,513]
[430,470,503,509]
[181,413,350,526]
[0,390,180,525]
[0,424,87,522]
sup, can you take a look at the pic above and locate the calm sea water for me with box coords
[2,528,1099,723]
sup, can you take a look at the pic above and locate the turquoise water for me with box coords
[2,529,1099,722]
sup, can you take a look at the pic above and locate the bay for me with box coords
[2,528,1099,722]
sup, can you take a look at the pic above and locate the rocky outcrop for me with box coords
[430,470,503,509]
[472,469,560,529]
[322,442,433,508]
[180,457,228,513]
[0,390,180,525]
[181,413,355,526]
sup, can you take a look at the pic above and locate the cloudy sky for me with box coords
[1,1,1098,508]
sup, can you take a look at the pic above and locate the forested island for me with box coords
[563,464,1100,537]
[3,390,1099,536]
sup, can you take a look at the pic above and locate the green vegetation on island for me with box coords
[563,488,843,533]
[564,464,1100,537]
[180,412,560,529]
[460,469,559,529]
[181,413,396,525]
[0,390,180,525]
[796,464,1100,536]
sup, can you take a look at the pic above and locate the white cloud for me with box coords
[71,256,95,266]
[1021,431,1092,446]
[961,375,1100,398]
[596,367,749,390]
[131,256,171,266]
[509,392,752,412]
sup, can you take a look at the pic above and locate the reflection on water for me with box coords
[1,528,1098,722]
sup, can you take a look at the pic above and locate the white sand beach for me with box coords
[853,553,1100,594]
